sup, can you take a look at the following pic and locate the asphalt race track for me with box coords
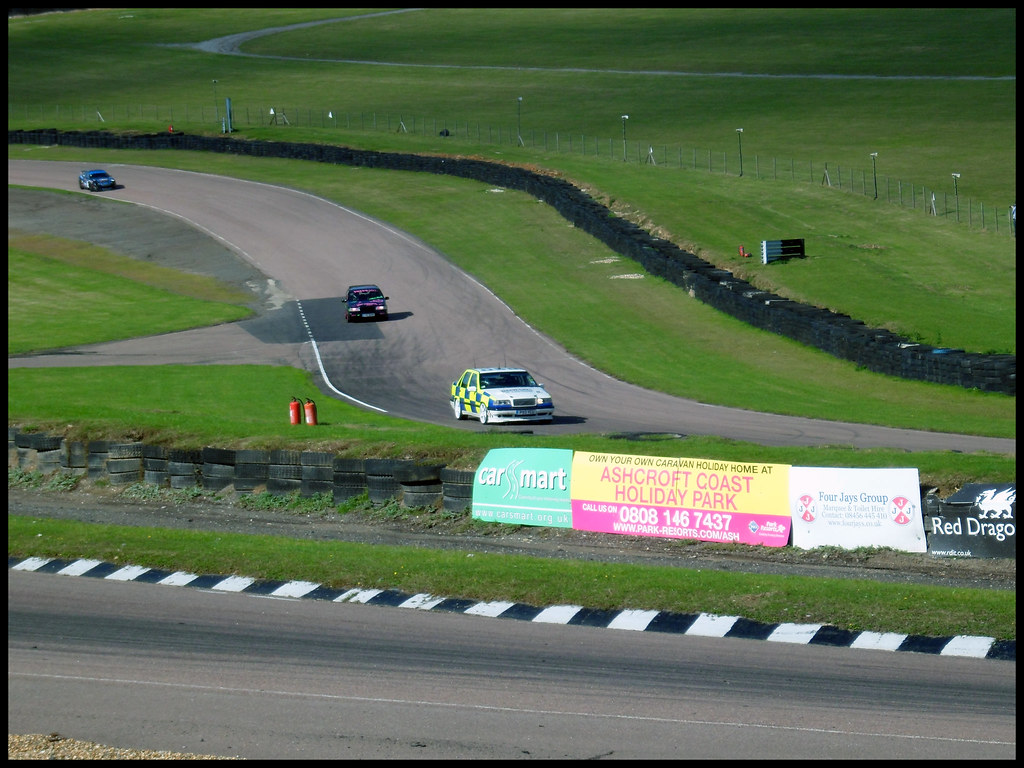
[8,158,1014,455]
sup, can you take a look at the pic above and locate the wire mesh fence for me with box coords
[9,101,1015,237]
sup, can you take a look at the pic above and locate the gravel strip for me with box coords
[8,733,241,760]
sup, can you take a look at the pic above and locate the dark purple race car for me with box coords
[345,284,389,322]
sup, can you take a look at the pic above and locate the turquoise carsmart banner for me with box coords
[472,448,573,527]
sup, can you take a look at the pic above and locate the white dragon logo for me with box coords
[975,487,1015,519]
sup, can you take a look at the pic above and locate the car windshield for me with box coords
[482,371,535,388]
[352,289,382,300]
[89,172,109,178]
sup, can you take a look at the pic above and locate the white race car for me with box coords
[450,367,554,424]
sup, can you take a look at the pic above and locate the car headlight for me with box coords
[490,398,511,407]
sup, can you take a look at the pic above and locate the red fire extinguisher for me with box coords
[304,398,318,426]
[289,396,302,425]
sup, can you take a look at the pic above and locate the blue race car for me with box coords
[78,169,117,191]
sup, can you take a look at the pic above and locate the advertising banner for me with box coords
[926,483,1015,559]
[789,467,926,552]
[471,448,573,527]
[570,452,791,546]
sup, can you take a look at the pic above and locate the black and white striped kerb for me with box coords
[9,556,1014,662]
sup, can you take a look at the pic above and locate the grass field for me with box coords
[8,9,1016,202]
[7,9,1016,639]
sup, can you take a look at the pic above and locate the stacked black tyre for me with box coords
[394,463,445,509]
[14,432,62,472]
[300,451,334,497]
[31,434,63,475]
[268,449,302,496]
[60,440,88,478]
[441,467,476,513]
[233,449,270,494]
[202,447,236,492]
[106,442,144,486]
[333,457,367,503]
[167,448,202,490]
[13,432,33,469]
[87,441,110,481]
[143,445,168,488]
[364,459,410,504]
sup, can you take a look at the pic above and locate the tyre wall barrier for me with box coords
[8,128,1014,396]
[11,432,474,510]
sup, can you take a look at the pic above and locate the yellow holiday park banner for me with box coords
[570,452,791,546]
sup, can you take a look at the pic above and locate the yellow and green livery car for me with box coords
[450,367,555,425]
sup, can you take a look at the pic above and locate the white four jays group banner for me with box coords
[788,466,926,552]
[570,452,791,546]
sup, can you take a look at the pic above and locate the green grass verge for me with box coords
[7,512,1015,641]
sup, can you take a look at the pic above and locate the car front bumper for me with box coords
[482,407,554,422]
